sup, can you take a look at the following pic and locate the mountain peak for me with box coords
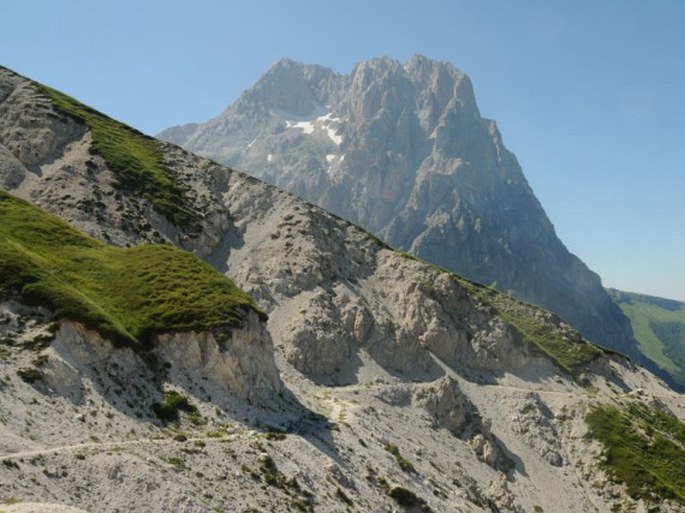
[269,56,303,70]
[240,58,341,118]
[158,55,638,360]
[405,53,460,72]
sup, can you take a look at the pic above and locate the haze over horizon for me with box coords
[3,0,684,302]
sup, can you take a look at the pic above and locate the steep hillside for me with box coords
[159,55,638,362]
[1,65,684,513]
[0,190,262,345]
[609,289,685,389]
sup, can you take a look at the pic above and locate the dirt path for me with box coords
[0,432,239,462]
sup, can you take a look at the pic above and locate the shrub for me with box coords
[388,486,432,512]
[336,487,353,506]
[153,391,197,422]
[384,444,416,474]
[17,367,42,384]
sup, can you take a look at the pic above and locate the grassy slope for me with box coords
[586,401,685,506]
[35,84,199,230]
[398,254,605,373]
[457,277,605,373]
[0,190,263,346]
[608,289,685,386]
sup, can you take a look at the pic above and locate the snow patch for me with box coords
[318,111,343,145]
[282,106,343,145]
[267,154,273,162]
[326,154,336,163]
[286,120,315,134]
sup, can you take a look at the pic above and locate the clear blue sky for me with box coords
[3,0,684,301]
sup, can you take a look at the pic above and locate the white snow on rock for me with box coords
[283,107,343,145]
[324,125,342,145]
[286,120,315,134]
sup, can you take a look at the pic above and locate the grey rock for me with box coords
[413,376,470,434]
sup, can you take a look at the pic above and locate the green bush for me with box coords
[17,367,42,383]
[388,486,432,512]
[153,391,197,422]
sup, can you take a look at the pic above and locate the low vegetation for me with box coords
[585,401,685,506]
[384,444,416,474]
[0,191,263,346]
[36,84,199,230]
[153,391,198,423]
[388,485,433,512]
[16,367,42,384]
[254,454,315,512]
[397,251,605,373]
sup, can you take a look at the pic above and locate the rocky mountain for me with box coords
[1,66,685,513]
[159,55,638,363]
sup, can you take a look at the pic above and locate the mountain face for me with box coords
[160,55,637,359]
[1,66,685,513]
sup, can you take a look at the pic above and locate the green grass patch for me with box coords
[0,191,263,346]
[586,402,685,506]
[456,277,604,373]
[35,84,199,230]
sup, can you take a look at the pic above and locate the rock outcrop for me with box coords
[155,311,282,404]
[2,304,283,407]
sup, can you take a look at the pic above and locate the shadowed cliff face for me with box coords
[159,55,637,357]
